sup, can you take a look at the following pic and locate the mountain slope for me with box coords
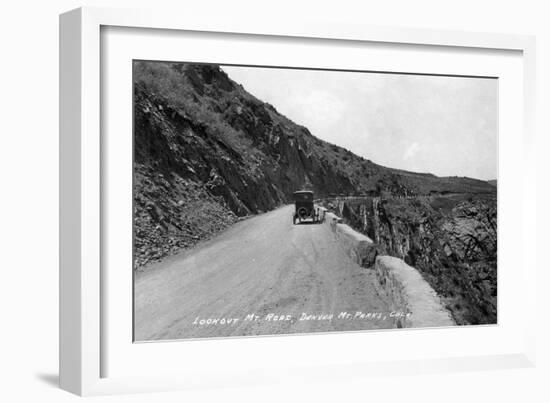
[133,62,495,268]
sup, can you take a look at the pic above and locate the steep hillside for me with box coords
[133,61,496,268]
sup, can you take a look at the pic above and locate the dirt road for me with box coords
[134,205,395,341]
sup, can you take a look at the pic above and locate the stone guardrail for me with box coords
[317,206,375,266]
[375,256,455,328]
[317,206,455,328]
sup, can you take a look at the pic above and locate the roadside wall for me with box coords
[375,256,455,328]
[319,206,375,266]
[318,206,455,328]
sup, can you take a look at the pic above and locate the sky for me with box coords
[222,66,498,181]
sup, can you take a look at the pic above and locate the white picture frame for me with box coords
[59,6,537,396]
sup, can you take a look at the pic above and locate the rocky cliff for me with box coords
[133,61,496,270]
[323,194,497,325]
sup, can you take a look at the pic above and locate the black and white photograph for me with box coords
[132,61,497,341]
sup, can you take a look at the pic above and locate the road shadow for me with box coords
[35,373,59,388]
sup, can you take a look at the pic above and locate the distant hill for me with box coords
[487,179,497,187]
[132,62,496,267]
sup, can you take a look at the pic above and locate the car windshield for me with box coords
[294,192,313,202]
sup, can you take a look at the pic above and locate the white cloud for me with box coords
[287,90,345,129]
[403,142,421,160]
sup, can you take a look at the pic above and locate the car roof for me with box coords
[293,190,313,195]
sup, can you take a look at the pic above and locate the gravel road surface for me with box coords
[134,205,394,341]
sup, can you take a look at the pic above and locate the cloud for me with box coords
[403,142,421,160]
[287,89,345,129]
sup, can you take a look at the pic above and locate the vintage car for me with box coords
[292,190,321,224]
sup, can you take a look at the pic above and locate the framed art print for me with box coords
[60,7,537,396]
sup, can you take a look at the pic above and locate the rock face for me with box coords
[133,61,496,271]
[133,167,238,269]
[322,195,497,325]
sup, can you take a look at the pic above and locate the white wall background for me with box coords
[0,0,547,402]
